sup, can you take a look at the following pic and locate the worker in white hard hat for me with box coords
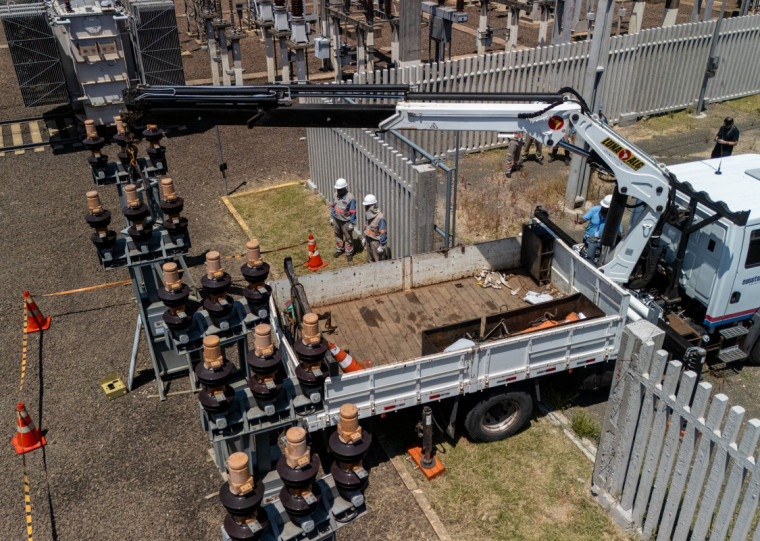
[504,132,524,179]
[362,194,388,263]
[575,194,621,263]
[330,178,357,261]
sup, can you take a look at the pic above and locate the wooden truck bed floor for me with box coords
[314,270,556,367]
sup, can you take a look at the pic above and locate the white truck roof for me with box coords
[668,154,760,226]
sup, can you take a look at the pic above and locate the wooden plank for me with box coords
[11,123,23,147]
[28,121,43,144]
[671,394,730,541]
[368,295,421,362]
[340,300,388,365]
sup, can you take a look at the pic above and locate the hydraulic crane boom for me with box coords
[123,84,677,284]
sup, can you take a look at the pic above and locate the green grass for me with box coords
[406,418,628,541]
[571,411,602,443]
[228,183,369,279]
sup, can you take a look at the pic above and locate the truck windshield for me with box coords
[747,230,760,268]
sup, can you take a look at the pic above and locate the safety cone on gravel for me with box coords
[328,341,367,373]
[11,403,46,455]
[24,291,50,333]
[304,233,328,271]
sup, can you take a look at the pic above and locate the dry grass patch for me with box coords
[227,182,368,279]
[406,418,632,541]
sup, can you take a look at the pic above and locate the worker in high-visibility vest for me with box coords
[330,178,357,262]
[362,194,388,262]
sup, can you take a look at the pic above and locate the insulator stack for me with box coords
[158,178,188,240]
[158,262,193,332]
[293,313,328,403]
[291,0,303,17]
[195,335,236,415]
[142,124,166,170]
[276,427,322,530]
[456,0,464,11]
[201,251,234,322]
[84,191,117,249]
[220,453,268,541]
[329,403,372,505]
[273,0,285,6]
[246,324,284,411]
[437,0,445,5]
[122,184,153,243]
[363,0,373,22]
[383,0,391,18]
[240,239,271,315]
[343,0,350,12]
[82,120,108,172]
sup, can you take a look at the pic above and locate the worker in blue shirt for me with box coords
[576,195,621,263]
[331,178,357,262]
[362,194,388,262]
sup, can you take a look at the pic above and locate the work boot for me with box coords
[537,156,544,165]
[505,172,512,179]
[564,157,571,165]
[346,253,353,262]
[548,155,557,163]
[333,250,343,258]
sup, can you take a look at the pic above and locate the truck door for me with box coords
[713,228,760,326]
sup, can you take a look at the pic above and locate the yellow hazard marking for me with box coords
[29,122,42,144]
[11,123,23,146]
[23,457,33,540]
[20,299,28,392]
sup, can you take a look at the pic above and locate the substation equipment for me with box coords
[0,0,185,124]
[81,121,371,539]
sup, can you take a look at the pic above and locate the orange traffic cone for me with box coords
[328,341,366,373]
[24,291,51,333]
[304,234,328,271]
[11,403,46,454]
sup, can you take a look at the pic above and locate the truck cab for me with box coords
[654,154,760,364]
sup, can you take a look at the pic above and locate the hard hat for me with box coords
[601,194,612,208]
[334,178,348,190]
[363,194,377,206]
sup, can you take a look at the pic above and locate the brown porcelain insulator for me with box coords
[337,403,362,443]
[206,251,223,279]
[246,239,263,267]
[160,177,178,202]
[284,427,310,469]
[384,0,391,17]
[456,0,464,11]
[291,0,303,16]
[203,335,224,369]
[85,120,97,139]
[87,191,103,215]
[163,262,182,292]
[227,452,255,496]
[124,184,141,209]
[254,324,274,357]
[301,313,320,346]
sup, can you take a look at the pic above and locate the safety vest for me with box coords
[364,212,386,241]
[332,192,355,222]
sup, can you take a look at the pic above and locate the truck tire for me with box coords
[464,389,533,443]
[748,339,760,366]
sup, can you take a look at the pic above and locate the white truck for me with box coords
[127,84,760,442]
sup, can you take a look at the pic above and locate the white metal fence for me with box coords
[592,320,760,540]
[306,126,436,258]
[341,13,760,157]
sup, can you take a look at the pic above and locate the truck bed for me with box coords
[314,271,555,366]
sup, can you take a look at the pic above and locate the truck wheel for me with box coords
[748,339,760,366]
[464,389,533,443]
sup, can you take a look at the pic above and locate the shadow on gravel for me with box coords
[46,301,133,319]
[36,332,60,540]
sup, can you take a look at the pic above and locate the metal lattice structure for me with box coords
[127,0,186,86]
[0,1,69,107]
